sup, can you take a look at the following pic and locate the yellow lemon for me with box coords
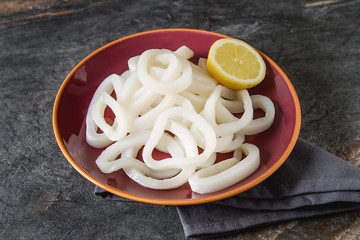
[207,38,266,89]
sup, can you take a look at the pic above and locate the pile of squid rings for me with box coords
[86,46,275,194]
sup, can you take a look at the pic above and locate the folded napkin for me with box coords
[94,138,360,238]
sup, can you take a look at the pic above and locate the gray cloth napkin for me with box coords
[94,138,360,238]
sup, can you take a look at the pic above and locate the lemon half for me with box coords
[207,38,266,89]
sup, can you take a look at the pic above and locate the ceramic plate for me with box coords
[53,29,301,205]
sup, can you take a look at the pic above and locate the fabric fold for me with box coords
[177,202,360,238]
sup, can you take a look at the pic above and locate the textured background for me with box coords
[1,0,359,239]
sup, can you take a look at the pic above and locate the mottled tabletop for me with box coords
[1,0,359,239]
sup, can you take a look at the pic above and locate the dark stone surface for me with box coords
[0,0,359,239]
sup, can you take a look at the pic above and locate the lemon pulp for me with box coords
[207,38,266,89]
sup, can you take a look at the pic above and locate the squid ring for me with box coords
[188,143,260,194]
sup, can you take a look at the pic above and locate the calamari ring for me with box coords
[137,49,192,95]
[142,106,217,170]
[201,85,253,136]
[86,74,124,148]
[92,92,128,141]
[95,131,192,189]
[237,95,275,135]
[188,143,260,194]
